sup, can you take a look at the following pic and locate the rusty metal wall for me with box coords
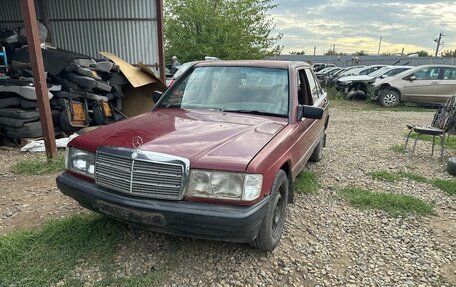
[0,0,160,67]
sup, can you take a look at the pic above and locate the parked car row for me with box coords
[336,65,413,99]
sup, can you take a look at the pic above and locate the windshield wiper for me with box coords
[222,109,286,117]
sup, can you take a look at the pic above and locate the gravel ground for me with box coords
[1,106,455,286]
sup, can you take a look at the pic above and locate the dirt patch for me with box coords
[0,150,84,234]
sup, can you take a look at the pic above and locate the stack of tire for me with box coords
[0,47,128,141]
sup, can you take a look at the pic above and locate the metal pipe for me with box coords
[20,0,57,159]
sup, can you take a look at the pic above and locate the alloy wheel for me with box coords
[383,93,398,106]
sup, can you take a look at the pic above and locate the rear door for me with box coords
[403,67,441,104]
[436,67,456,104]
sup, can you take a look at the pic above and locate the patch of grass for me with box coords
[338,187,435,216]
[0,214,181,286]
[397,172,428,183]
[390,144,406,153]
[404,132,456,151]
[11,153,65,175]
[295,171,319,194]
[0,214,124,286]
[370,170,455,196]
[431,179,456,196]
[370,170,400,182]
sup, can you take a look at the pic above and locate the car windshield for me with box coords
[172,62,195,79]
[367,66,391,77]
[316,67,332,74]
[159,66,289,117]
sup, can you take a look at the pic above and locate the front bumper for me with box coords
[56,172,269,243]
[371,86,381,100]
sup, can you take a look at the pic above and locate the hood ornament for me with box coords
[132,136,144,150]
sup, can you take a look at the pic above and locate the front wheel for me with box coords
[379,89,400,107]
[250,170,288,251]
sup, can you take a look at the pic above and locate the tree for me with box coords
[323,50,346,56]
[441,49,456,58]
[289,50,305,55]
[164,0,283,62]
[408,50,430,57]
[353,50,368,56]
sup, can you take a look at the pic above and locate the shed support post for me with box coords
[156,0,165,82]
[20,0,57,159]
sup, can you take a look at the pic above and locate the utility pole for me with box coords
[377,35,382,55]
[401,47,404,56]
[434,32,445,57]
[313,46,316,60]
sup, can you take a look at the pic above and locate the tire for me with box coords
[448,157,456,176]
[379,89,400,107]
[250,170,288,251]
[309,133,325,162]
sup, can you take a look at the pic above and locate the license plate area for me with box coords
[97,201,166,226]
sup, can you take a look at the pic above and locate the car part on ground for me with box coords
[447,157,456,175]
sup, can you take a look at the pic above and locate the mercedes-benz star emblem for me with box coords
[132,136,144,150]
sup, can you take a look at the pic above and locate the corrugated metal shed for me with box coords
[46,0,159,66]
[0,0,43,28]
[0,0,161,67]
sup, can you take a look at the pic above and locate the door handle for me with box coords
[430,81,438,85]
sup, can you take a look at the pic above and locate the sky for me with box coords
[270,0,456,55]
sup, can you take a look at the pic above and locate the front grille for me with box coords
[95,148,187,200]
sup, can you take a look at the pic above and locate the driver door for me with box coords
[403,67,441,104]
[291,69,321,174]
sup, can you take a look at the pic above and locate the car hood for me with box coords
[338,75,374,82]
[70,109,287,171]
[372,75,398,87]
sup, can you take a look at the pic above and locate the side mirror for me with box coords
[153,91,163,103]
[298,105,324,120]
[379,74,386,79]
[407,75,416,81]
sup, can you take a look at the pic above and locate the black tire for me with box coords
[309,133,325,162]
[250,170,288,251]
[379,89,400,107]
[448,157,456,176]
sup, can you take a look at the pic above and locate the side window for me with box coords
[413,67,441,80]
[443,68,456,80]
[386,68,408,77]
[297,69,312,105]
[304,69,319,103]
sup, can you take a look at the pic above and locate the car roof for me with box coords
[194,60,310,69]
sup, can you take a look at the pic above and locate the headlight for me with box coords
[186,170,263,201]
[65,147,95,178]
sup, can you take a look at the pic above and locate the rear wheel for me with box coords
[309,133,325,162]
[250,170,288,251]
[379,89,400,107]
